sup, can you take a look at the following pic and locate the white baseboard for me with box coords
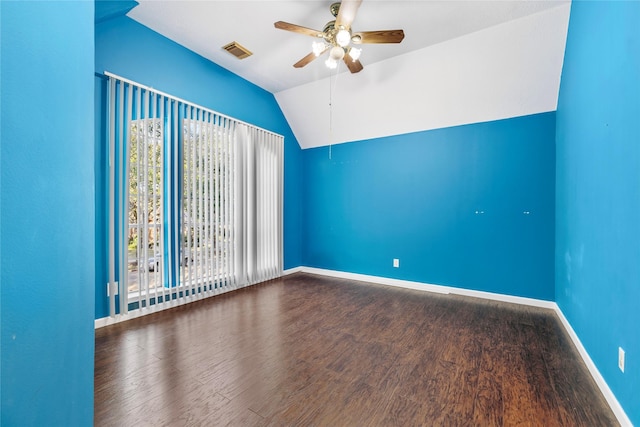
[95,301,175,328]
[553,307,632,427]
[282,266,304,275]
[299,267,555,309]
[293,266,631,426]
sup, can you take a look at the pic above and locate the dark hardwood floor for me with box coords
[95,273,618,426]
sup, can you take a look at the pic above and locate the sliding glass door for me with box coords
[104,73,283,319]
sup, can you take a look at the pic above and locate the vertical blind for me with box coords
[105,72,283,319]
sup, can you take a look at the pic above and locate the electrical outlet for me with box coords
[393,258,400,268]
[619,347,625,373]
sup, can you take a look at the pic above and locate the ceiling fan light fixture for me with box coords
[325,57,338,69]
[329,45,345,61]
[312,41,326,57]
[349,47,362,61]
[336,28,351,47]
[274,0,405,74]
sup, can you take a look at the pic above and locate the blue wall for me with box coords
[1,1,95,425]
[94,15,303,319]
[556,1,640,424]
[303,113,556,300]
[0,0,633,423]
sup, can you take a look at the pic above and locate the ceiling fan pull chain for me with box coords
[328,65,342,160]
[329,67,333,160]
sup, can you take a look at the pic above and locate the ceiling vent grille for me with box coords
[222,41,253,60]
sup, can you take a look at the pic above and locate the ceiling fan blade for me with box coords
[335,0,362,29]
[274,21,323,38]
[343,53,363,73]
[352,29,405,44]
[294,48,328,68]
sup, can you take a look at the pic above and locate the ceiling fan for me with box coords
[274,0,405,73]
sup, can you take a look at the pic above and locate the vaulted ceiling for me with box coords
[126,1,571,149]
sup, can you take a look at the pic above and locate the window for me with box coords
[181,118,235,290]
[127,119,163,294]
[104,73,283,318]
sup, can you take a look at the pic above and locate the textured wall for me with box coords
[555,1,640,424]
[304,113,556,300]
[1,1,95,424]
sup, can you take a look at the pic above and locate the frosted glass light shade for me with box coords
[312,41,326,57]
[329,46,345,61]
[325,57,338,69]
[349,47,361,61]
[336,29,351,47]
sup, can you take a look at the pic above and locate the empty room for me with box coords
[1,0,638,425]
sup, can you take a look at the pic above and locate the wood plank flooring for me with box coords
[95,273,619,426]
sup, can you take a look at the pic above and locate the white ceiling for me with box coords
[128,1,571,148]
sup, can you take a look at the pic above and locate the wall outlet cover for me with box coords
[618,347,625,373]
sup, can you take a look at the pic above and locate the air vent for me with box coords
[222,41,253,60]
